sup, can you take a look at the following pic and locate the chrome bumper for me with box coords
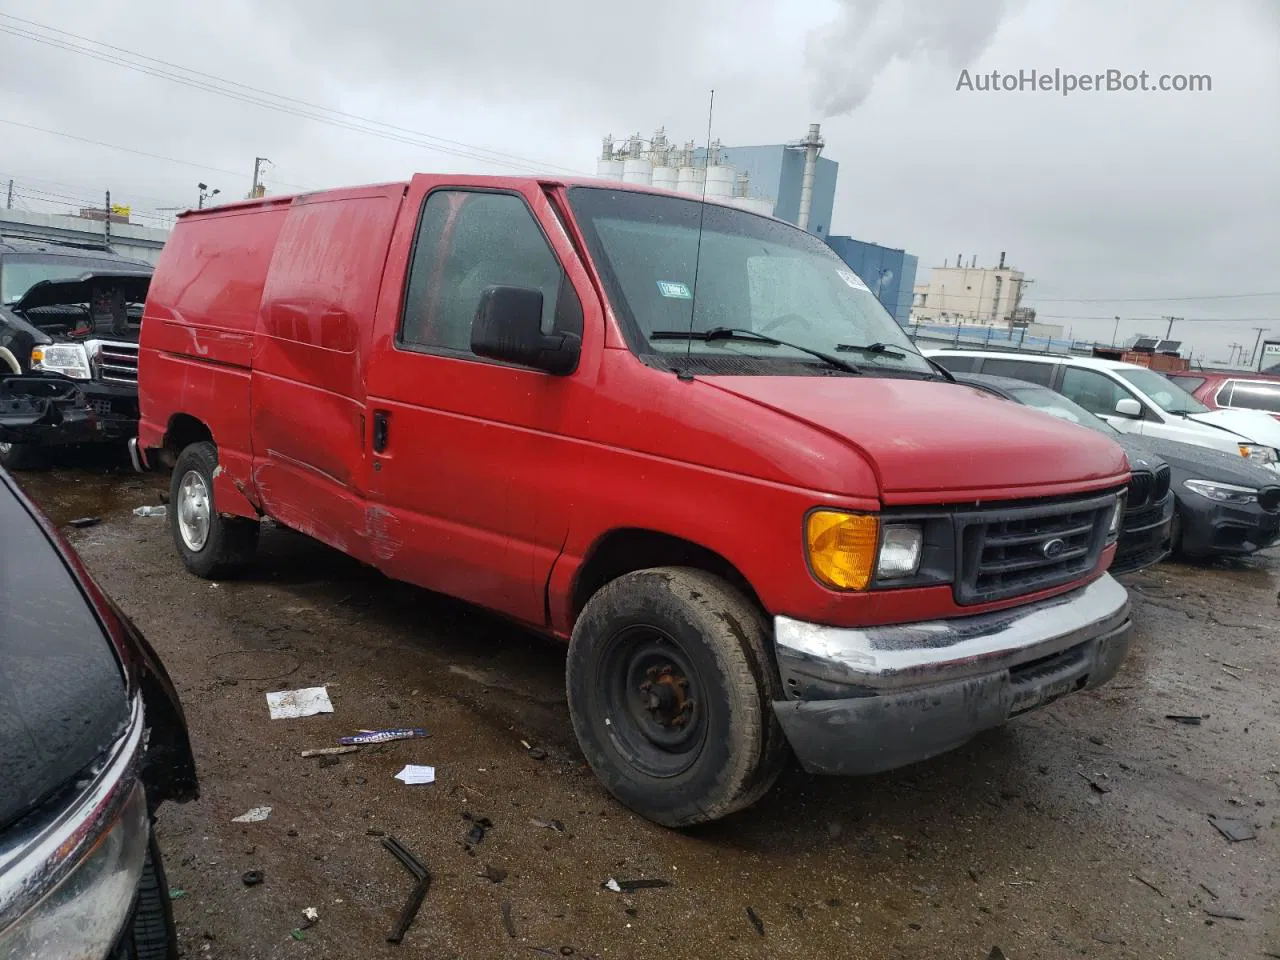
[772,575,1132,775]
[127,436,151,472]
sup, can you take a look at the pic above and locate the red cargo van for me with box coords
[136,176,1133,825]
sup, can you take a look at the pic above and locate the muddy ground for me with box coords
[16,460,1280,960]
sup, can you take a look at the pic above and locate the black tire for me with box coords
[566,567,788,827]
[0,441,49,471]
[114,829,178,960]
[170,441,258,578]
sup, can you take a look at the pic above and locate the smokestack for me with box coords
[998,251,1006,269]
[957,253,963,269]
[797,123,824,232]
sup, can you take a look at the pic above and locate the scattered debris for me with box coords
[394,764,436,785]
[1088,735,1105,746]
[1222,667,1244,681]
[133,505,166,517]
[1202,907,1248,921]
[300,907,319,930]
[481,864,508,883]
[745,906,765,937]
[266,686,334,720]
[366,828,385,837]
[1165,714,1204,725]
[230,806,272,824]
[382,835,432,944]
[613,879,671,892]
[463,813,493,844]
[300,746,359,758]
[501,901,517,938]
[291,929,306,941]
[1198,882,1219,900]
[319,755,341,768]
[528,748,548,760]
[1133,874,1164,897]
[242,870,264,887]
[339,728,429,746]
[603,879,621,893]
[168,887,186,900]
[68,516,101,529]
[530,817,565,833]
[1208,815,1256,842]
[1092,932,1120,944]
[988,949,1008,960]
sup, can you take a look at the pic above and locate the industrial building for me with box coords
[825,237,918,327]
[0,206,170,264]
[595,124,835,236]
[910,253,1030,327]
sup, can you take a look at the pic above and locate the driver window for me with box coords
[1060,368,1135,417]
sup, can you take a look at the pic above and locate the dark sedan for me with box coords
[955,373,1280,560]
[0,468,196,958]
[955,373,1173,573]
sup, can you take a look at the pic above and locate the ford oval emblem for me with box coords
[1041,537,1067,559]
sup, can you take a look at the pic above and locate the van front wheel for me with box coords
[170,442,258,578]
[566,567,787,827]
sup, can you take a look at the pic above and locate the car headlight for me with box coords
[805,513,925,589]
[1184,478,1259,505]
[1238,444,1278,465]
[0,782,148,959]
[30,342,92,379]
[1108,493,1124,539]
[877,524,923,579]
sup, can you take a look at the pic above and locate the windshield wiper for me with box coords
[650,327,861,374]
[835,341,906,359]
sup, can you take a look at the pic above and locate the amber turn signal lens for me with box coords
[805,511,879,590]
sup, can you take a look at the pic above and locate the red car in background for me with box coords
[1167,371,1280,423]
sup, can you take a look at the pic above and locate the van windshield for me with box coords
[1115,367,1209,415]
[567,187,932,376]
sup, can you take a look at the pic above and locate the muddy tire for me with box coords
[113,830,178,960]
[170,442,258,579]
[0,441,48,471]
[566,567,788,827]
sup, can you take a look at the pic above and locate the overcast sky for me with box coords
[1,0,1276,361]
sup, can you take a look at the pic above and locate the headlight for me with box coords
[806,510,878,590]
[1107,492,1125,540]
[877,524,923,579]
[1184,478,1259,505]
[0,782,148,959]
[1238,444,1278,465]
[30,342,91,379]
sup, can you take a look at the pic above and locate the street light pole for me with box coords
[1249,326,1267,369]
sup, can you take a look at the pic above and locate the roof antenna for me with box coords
[682,88,715,374]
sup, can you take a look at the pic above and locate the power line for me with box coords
[0,15,583,176]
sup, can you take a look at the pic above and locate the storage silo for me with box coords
[622,156,652,185]
[651,165,678,191]
[596,135,623,180]
[704,162,736,199]
[675,165,705,195]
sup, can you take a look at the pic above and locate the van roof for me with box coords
[923,348,1151,374]
[176,175,782,221]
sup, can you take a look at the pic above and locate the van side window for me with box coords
[399,190,580,355]
[1225,380,1280,413]
[979,358,1056,387]
[932,355,977,373]
[1060,367,1137,417]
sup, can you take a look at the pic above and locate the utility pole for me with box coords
[1162,315,1181,340]
[1111,316,1120,347]
[1249,326,1267,369]
[104,190,111,250]
[5,179,11,210]
[251,157,271,199]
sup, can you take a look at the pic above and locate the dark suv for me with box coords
[0,238,151,470]
[0,468,195,957]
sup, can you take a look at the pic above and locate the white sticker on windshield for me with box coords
[836,268,871,293]
[657,280,692,299]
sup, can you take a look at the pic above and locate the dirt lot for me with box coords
[16,462,1280,960]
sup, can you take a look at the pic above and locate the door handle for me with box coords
[373,410,390,453]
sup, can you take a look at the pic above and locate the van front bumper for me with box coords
[771,575,1132,775]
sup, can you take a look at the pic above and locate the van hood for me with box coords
[1186,408,1280,448]
[701,375,1129,503]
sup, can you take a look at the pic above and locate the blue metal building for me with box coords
[824,236,918,327]
[692,144,838,238]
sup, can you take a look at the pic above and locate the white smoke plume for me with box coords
[807,0,1022,117]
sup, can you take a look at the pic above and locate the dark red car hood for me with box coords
[701,375,1130,504]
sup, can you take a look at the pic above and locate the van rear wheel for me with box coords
[566,567,787,827]
[170,442,258,578]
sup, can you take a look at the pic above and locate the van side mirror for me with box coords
[1114,398,1142,418]
[471,286,581,376]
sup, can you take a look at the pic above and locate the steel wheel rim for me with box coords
[176,469,211,551]
[598,625,707,778]
[0,442,10,456]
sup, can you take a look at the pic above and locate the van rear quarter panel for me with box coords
[246,187,402,560]
[139,203,289,516]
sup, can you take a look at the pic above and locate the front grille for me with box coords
[1153,465,1171,501]
[90,398,113,417]
[1128,470,1153,508]
[93,340,139,385]
[955,493,1115,605]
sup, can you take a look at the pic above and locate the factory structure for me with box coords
[909,253,1053,331]
[594,122,916,324]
